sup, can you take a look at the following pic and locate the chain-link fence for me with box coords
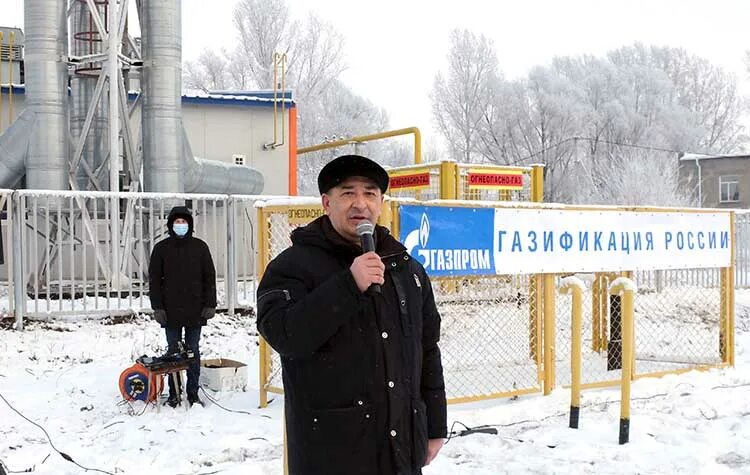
[256,201,546,405]
[555,270,728,389]
[435,275,542,402]
[256,200,324,400]
[385,163,442,201]
[257,201,735,406]
[385,162,542,203]
[456,164,534,202]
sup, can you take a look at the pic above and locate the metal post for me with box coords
[560,281,582,428]
[531,164,545,203]
[439,160,458,200]
[257,206,270,408]
[543,274,556,395]
[226,198,236,316]
[12,192,25,330]
[613,281,635,445]
[108,0,120,289]
[592,275,601,352]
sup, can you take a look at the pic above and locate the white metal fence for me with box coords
[0,189,282,328]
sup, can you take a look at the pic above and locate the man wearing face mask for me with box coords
[149,205,217,407]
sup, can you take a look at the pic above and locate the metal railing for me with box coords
[0,190,282,328]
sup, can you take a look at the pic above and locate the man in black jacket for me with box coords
[149,205,217,407]
[257,155,447,475]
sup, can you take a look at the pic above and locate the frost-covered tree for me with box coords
[431,29,501,163]
[296,80,391,194]
[183,0,400,194]
[431,39,747,206]
[608,44,747,153]
[183,48,231,92]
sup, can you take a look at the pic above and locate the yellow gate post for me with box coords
[591,275,601,352]
[560,279,583,428]
[543,274,556,395]
[529,166,544,367]
[256,206,272,409]
[610,278,635,445]
[439,160,458,200]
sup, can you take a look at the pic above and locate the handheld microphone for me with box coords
[356,220,381,294]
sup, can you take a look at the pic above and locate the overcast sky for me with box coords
[5,0,750,142]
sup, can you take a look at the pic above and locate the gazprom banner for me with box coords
[399,205,732,276]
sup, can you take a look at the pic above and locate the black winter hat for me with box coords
[317,155,389,195]
[167,206,194,234]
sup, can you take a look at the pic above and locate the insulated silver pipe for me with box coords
[141,0,183,192]
[24,0,68,190]
[0,109,34,188]
[141,0,264,194]
[182,126,264,194]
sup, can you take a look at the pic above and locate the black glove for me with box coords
[201,307,216,320]
[153,309,167,326]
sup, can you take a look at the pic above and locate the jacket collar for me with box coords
[292,215,407,262]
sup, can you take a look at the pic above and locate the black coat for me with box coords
[257,216,447,475]
[149,207,217,328]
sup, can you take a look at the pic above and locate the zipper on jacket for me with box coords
[257,289,291,304]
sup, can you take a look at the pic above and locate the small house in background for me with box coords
[679,153,750,208]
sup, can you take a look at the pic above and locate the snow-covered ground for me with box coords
[1,297,749,474]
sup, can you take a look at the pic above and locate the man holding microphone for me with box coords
[257,154,447,474]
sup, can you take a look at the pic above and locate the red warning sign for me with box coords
[389,173,431,190]
[468,171,523,190]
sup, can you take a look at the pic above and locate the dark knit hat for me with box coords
[317,154,389,195]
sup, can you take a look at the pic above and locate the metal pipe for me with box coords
[108,0,120,194]
[560,280,583,429]
[181,125,264,194]
[226,198,236,316]
[24,0,69,190]
[694,156,702,207]
[140,0,183,192]
[279,53,287,148]
[609,280,635,445]
[0,109,35,188]
[265,53,279,150]
[8,31,15,122]
[298,127,423,164]
[107,0,121,289]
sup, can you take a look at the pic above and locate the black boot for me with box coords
[166,392,180,408]
[187,392,204,407]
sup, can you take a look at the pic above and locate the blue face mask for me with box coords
[173,223,189,237]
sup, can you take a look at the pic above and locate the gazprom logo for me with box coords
[420,213,430,248]
[405,212,430,255]
[404,211,492,273]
